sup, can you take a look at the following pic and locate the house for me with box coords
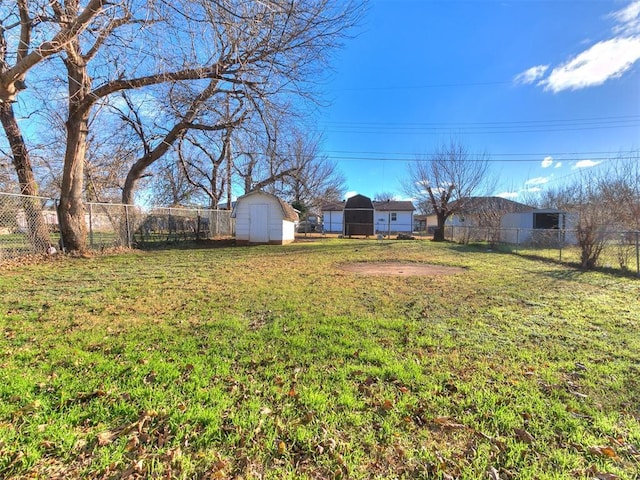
[445,197,532,227]
[232,191,298,245]
[321,196,415,235]
[373,199,415,234]
[438,196,532,242]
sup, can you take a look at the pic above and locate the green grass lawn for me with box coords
[1,239,639,479]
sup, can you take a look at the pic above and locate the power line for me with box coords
[332,80,513,92]
[321,114,640,127]
[324,149,636,157]
[323,155,630,163]
[321,124,640,136]
[319,115,640,135]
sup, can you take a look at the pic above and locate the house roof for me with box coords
[232,190,299,222]
[320,200,345,211]
[321,198,415,212]
[450,196,532,214]
[373,200,415,212]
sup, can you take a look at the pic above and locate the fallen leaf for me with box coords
[125,435,140,451]
[277,440,286,455]
[381,399,394,411]
[595,473,620,480]
[486,466,501,480]
[514,428,535,445]
[588,446,617,458]
[433,416,466,429]
[97,431,115,446]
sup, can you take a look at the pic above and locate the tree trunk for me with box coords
[58,51,91,253]
[0,102,51,252]
[59,109,90,252]
[122,167,142,206]
[433,212,447,241]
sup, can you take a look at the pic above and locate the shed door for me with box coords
[249,204,269,243]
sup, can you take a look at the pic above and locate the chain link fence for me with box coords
[332,221,415,237]
[0,192,234,261]
[444,225,640,275]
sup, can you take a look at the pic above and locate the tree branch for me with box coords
[0,0,107,102]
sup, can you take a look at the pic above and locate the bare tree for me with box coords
[234,115,309,194]
[278,129,346,211]
[405,138,494,241]
[1,0,363,252]
[175,130,233,209]
[147,156,207,207]
[541,152,640,270]
[542,178,609,270]
[598,151,640,231]
[373,192,398,202]
[0,0,101,250]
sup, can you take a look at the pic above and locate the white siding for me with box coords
[322,211,344,233]
[500,212,533,243]
[373,210,413,233]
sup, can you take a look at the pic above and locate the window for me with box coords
[391,212,397,221]
[533,212,560,229]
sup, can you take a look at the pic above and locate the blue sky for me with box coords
[317,0,640,201]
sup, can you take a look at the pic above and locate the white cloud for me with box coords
[525,186,542,193]
[541,156,553,168]
[540,37,640,93]
[514,65,549,84]
[572,159,602,169]
[345,191,358,199]
[554,161,563,168]
[611,0,640,34]
[525,176,551,186]
[496,191,519,199]
[517,1,640,92]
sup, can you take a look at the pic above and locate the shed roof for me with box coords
[232,190,299,222]
[344,194,374,210]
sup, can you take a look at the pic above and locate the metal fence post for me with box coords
[55,199,65,253]
[558,228,563,263]
[125,205,131,248]
[88,202,94,247]
[636,230,639,277]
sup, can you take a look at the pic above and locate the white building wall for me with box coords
[280,220,295,241]
[322,211,344,233]
[374,210,413,233]
[500,212,534,243]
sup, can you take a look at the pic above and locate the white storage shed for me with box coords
[232,191,299,245]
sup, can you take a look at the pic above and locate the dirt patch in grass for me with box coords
[340,261,465,276]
